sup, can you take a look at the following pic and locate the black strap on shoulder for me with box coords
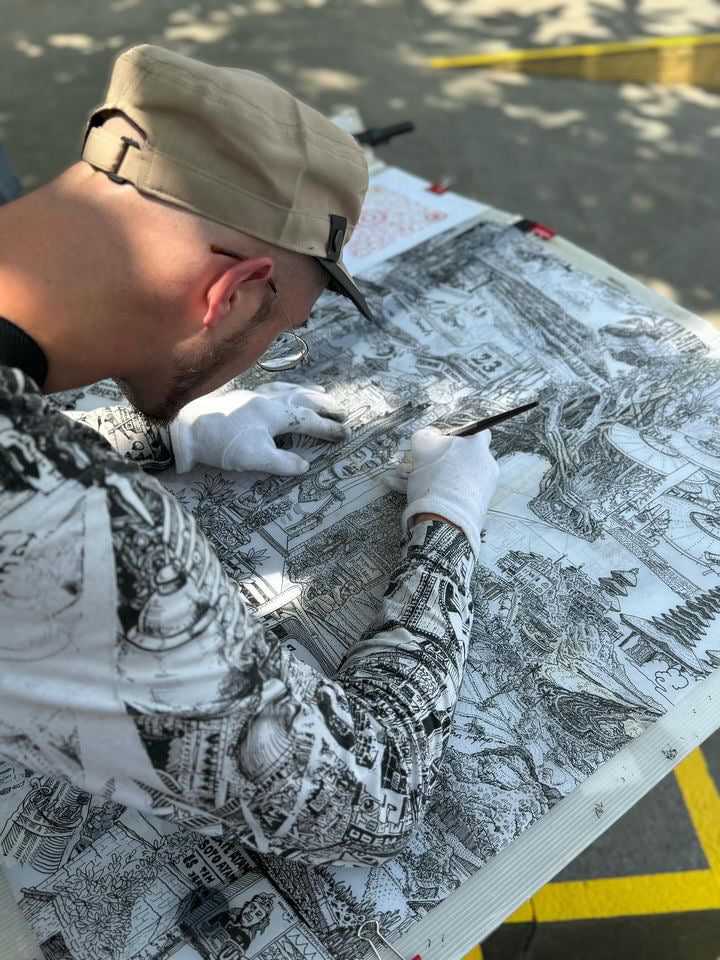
[0,316,48,387]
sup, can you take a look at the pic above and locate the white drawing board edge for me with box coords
[0,861,39,959]
[393,651,720,960]
[389,206,720,960]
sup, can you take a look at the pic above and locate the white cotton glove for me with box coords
[169,382,349,475]
[386,427,499,557]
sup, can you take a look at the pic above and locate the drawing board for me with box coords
[2,213,720,960]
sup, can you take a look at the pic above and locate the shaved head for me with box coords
[0,110,333,412]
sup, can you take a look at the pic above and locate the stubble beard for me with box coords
[115,293,274,425]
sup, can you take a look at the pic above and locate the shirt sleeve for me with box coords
[107,468,475,866]
[62,406,173,471]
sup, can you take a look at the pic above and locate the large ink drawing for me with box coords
[3,220,720,959]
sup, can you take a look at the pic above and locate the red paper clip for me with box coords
[513,218,556,240]
[426,176,455,194]
[531,221,556,239]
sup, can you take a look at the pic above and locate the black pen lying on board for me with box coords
[444,400,539,436]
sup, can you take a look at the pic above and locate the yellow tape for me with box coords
[430,33,720,69]
[461,945,484,960]
[674,748,720,876]
[505,870,720,923]
[496,749,720,927]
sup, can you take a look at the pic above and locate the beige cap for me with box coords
[81,44,373,320]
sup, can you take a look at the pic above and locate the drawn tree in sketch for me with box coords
[46,831,198,959]
[491,351,720,541]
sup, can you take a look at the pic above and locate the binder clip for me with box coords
[357,919,422,960]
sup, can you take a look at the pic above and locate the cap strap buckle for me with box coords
[82,126,142,185]
[325,214,347,263]
[106,135,141,185]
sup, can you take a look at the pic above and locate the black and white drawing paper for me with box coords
[3,220,720,960]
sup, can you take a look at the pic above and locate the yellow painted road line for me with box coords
[674,748,720,876]
[430,33,720,69]
[505,870,720,923]
[499,749,720,927]
[472,747,720,949]
[462,945,484,960]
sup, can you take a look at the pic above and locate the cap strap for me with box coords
[325,214,347,263]
[82,127,142,185]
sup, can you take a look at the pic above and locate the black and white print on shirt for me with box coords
[0,358,474,864]
[3,220,720,960]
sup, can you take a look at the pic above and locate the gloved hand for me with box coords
[169,382,349,475]
[386,427,498,557]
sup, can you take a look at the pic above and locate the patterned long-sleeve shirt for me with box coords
[0,363,475,865]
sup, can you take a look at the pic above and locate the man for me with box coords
[0,44,498,865]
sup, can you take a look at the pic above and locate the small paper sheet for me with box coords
[343,166,487,276]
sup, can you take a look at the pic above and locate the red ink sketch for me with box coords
[346,185,449,259]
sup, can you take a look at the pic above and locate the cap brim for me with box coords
[317,258,375,322]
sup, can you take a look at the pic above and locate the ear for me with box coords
[202,256,274,330]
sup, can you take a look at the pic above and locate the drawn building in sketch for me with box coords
[1,779,90,874]
[620,586,720,678]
